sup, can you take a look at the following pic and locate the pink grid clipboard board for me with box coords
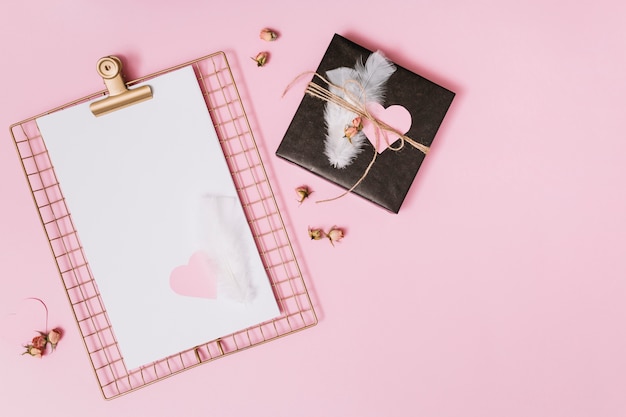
[9,52,317,399]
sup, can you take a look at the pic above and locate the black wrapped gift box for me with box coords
[276,34,455,213]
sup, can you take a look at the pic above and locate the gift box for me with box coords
[276,34,455,213]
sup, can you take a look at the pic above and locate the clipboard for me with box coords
[9,52,317,399]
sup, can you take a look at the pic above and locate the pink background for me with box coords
[1,1,625,416]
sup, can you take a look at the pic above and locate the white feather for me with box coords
[354,51,396,103]
[322,51,396,168]
[198,195,256,304]
[327,67,359,97]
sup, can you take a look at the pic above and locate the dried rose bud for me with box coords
[47,328,62,348]
[31,334,47,350]
[344,117,363,142]
[22,344,43,358]
[295,186,311,203]
[308,227,324,240]
[344,125,359,142]
[259,28,278,42]
[252,52,268,67]
[326,227,344,246]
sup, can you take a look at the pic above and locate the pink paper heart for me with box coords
[362,103,412,153]
[170,251,218,299]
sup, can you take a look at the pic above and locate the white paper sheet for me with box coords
[36,66,280,370]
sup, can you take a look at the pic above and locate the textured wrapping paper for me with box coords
[276,34,455,213]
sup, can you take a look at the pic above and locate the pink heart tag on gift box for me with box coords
[362,103,412,153]
[170,251,218,299]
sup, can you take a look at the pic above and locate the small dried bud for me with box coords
[308,227,324,240]
[23,345,43,358]
[344,125,359,141]
[326,227,344,246]
[252,52,268,67]
[295,186,311,204]
[31,334,47,350]
[47,328,62,348]
[344,117,363,142]
[259,28,278,42]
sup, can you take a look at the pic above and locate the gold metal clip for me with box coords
[89,56,153,117]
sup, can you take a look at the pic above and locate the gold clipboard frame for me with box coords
[9,52,317,399]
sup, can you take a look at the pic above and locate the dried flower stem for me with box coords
[25,297,49,333]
